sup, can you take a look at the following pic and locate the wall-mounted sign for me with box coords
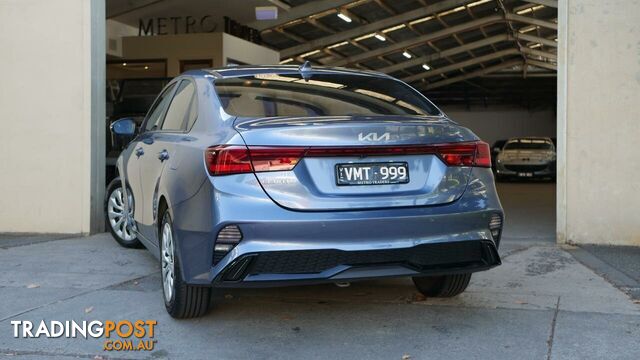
[137,16,262,45]
[138,16,217,36]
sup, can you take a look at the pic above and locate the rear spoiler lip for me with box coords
[233,114,449,130]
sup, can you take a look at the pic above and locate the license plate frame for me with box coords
[335,162,410,186]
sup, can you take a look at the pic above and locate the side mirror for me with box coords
[110,118,137,137]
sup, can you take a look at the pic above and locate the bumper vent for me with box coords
[213,225,243,265]
[489,213,503,247]
[246,240,499,275]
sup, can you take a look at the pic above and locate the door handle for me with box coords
[158,149,170,162]
[135,147,144,157]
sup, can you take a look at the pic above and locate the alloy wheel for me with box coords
[107,187,136,241]
[161,222,175,303]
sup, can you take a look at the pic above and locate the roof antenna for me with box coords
[298,61,313,81]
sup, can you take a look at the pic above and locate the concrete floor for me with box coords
[1,183,639,359]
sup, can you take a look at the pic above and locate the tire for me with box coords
[160,212,212,318]
[105,178,142,248]
[412,273,472,298]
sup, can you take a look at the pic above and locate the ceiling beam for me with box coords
[403,48,521,83]
[249,0,356,31]
[524,0,558,8]
[377,34,511,74]
[505,13,557,30]
[526,59,557,71]
[515,33,557,47]
[280,0,472,58]
[521,47,557,60]
[106,0,163,19]
[330,14,504,66]
[421,60,524,90]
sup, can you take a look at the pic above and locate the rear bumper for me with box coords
[169,168,503,286]
[215,240,500,287]
[496,161,556,178]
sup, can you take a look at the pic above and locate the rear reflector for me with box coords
[205,141,491,176]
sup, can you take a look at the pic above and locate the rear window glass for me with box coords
[504,139,554,150]
[213,73,441,117]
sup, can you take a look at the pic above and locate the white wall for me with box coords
[221,33,280,66]
[558,0,640,246]
[106,19,137,58]
[443,105,556,145]
[122,32,280,77]
[0,0,104,233]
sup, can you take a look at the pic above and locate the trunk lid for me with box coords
[234,116,479,211]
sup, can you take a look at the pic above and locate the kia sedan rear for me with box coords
[106,65,503,318]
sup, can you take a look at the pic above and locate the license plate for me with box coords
[336,162,409,186]
[518,172,533,177]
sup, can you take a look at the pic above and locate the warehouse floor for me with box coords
[0,183,639,359]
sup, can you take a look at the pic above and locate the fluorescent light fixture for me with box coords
[337,13,352,23]
[122,62,127,66]
[299,49,321,58]
[327,41,349,49]
[422,64,431,71]
[354,33,376,42]
[144,66,149,70]
[382,24,406,33]
[516,5,544,15]
[402,51,412,59]
[255,6,278,20]
[530,43,542,48]
[279,58,294,64]
[409,16,433,26]
[518,25,537,33]
[468,0,492,7]
[374,33,386,41]
[439,6,466,17]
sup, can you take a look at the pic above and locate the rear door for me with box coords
[126,82,177,231]
[137,79,197,242]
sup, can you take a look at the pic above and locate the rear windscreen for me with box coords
[213,73,441,117]
[504,140,554,150]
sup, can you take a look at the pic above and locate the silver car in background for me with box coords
[495,137,556,180]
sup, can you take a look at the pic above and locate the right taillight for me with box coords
[435,141,491,168]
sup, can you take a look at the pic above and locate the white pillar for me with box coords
[0,0,105,234]
[558,0,640,245]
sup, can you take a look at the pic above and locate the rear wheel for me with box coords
[412,273,472,297]
[160,212,212,318]
[105,178,142,248]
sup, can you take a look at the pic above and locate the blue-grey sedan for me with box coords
[106,65,503,318]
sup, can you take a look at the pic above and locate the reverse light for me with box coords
[213,225,243,265]
[205,141,491,176]
[489,213,503,247]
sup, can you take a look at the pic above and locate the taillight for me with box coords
[437,141,491,168]
[205,141,490,176]
[248,147,305,172]
[205,146,305,175]
[205,146,252,175]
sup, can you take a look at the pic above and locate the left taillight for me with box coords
[205,146,305,176]
[205,146,252,175]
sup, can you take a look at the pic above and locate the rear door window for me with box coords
[161,80,196,131]
[143,82,177,132]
